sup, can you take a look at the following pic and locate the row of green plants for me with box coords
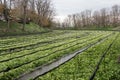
[0,30,67,41]
[0,30,106,59]
[0,31,96,62]
[1,31,110,53]
[0,30,83,44]
[0,31,77,49]
[0,31,94,55]
[0,30,110,48]
[94,33,120,80]
[36,32,118,80]
[0,31,105,73]
[0,31,112,80]
[0,31,90,53]
[0,30,77,47]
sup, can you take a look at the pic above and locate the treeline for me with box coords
[0,0,55,31]
[61,5,120,29]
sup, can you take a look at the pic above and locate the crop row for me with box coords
[89,33,119,80]
[0,31,106,60]
[0,30,85,45]
[94,33,120,80]
[0,32,97,62]
[0,32,106,73]
[0,30,67,42]
[0,31,76,48]
[0,31,92,53]
[0,31,110,48]
[0,32,113,80]
[0,30,76,48]
[0,31,94,55]
[36,32,118,80]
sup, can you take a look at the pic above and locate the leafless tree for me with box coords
[111,5,120,27]
[100,8,108,27]
[21,0,29,31]
[36,0,55,27]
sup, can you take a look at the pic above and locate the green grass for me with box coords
[0,21,49,36]
[76,25,114,31]
[56,25,115,31]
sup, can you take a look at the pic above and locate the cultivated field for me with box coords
[0,30,119,80]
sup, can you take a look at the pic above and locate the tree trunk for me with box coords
[23,5,26,31]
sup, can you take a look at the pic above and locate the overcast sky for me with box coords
[53,0,120,21]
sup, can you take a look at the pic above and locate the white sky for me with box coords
[53,0,120,22]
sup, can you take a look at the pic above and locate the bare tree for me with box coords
[3,0,10,31]
[100,8,108,27]
[22,0,28,31]
[36,0,55,27]
[111,5,120,27]
[0,0,2,4]
[29,0,35,12]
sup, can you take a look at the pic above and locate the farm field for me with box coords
[37,31,120,80]
[0,30,119,80]
[0,0,120,80]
